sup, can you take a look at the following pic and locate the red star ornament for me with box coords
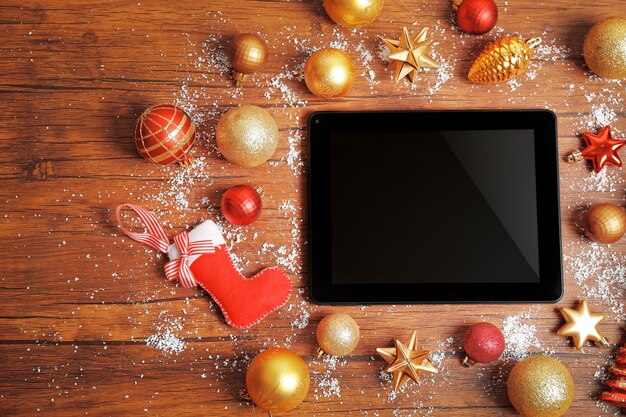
[580,126,625,173]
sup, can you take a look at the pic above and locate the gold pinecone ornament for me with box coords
[468,36,542,83]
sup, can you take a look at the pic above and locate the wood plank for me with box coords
[1,0,625,415]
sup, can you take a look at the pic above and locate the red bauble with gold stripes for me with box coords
[134,104,196,165]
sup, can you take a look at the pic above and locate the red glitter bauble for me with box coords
[134,104,196,165]
[221,185,263,226]
[457,0,498,35]
[463,322,505,367]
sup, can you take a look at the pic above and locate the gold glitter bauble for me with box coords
[586,203,626,244]
[316,313,360,356]
[304,48,355,99]
[583,17,626,79]
[216,105,279,168]
[468,36,542,84]
[229,33,268,85]
[323,0,384,28]
[507,356,574,417]
[245,348,310,412]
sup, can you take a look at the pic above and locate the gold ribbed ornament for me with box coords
[586,203,626,244]
[468,36,542,84]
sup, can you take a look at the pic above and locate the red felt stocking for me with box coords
[116,204,292,329]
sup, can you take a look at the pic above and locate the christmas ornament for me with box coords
[376,330,438,391]
[567,126,625,173]
[116,204,291,329]
[557,300,609,349]
[468,36,542,84]
[462,322,505,367]
[229,33,268,85]
[134,104,196,165]
[601,342,626,408]
[507,355,574,417]
[221,185,263,226]
[304,48,355,99]
[246,348,310,412]
[316,313,360,357]
[382,27,439,84]
[583,17,626,79]
[452,0,498,35]
[586,203,626,244]
[323,0,384,28]
[216,105,279,168]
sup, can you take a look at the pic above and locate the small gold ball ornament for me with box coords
[245,348,310,413]
[229,33,268,85]
[507,356,574,417]
[468,36,542,84]
[304,48,355,99]
[316,313,360,357]
[216,105,279,168]
[586,203,626,244]
[583,17,626,79]
[323,0,384,28]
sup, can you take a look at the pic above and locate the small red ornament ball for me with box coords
[134,104,196,165]
[463,322,505,367]
[221,185,263,226]
[456,0,498,35]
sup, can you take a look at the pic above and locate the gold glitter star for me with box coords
[382,27,439,84]
[376,330,438,391]
[557,300,609,349]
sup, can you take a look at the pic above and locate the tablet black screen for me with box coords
[330,129,541,284]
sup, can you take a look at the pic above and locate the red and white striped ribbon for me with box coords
[115,203,214,288]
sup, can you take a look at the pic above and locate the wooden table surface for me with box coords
[1,1,625,416]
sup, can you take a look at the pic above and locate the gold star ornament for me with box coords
[382,27,439,84]
[557,300,609,349]
[376,330,438,391]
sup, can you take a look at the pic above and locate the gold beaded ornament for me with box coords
[468,36,542,84]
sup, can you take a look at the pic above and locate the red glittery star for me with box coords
[581,126,625,173]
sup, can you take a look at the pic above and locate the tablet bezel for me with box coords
[308,110,562,304]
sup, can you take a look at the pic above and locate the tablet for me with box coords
[308,110,562,304]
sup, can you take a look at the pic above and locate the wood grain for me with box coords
[1,0,625,416]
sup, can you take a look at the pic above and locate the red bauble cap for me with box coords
[463,322,505,367]
[134,104,196,165]
[221,185,263,226]
[456,0,498,35]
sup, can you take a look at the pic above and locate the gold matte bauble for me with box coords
[323,0,384,28]
[583,17,626,79]
[216,105,279,168]
[316,313,360,356]
[229,33,268,85]
[304,48,355,99]
[586,203,626,244]
[245,348,310,412]
[507,356,574,417]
